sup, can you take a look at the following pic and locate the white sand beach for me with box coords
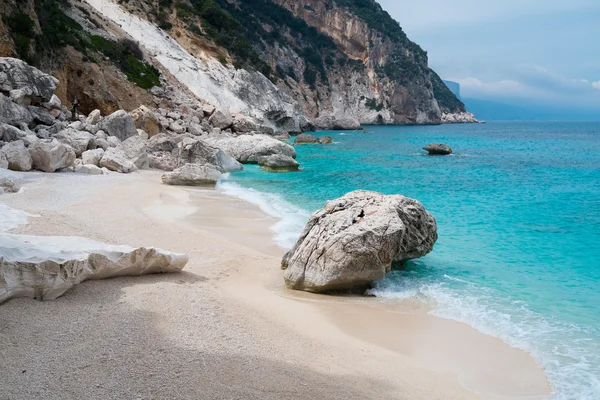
[0,170,551,399]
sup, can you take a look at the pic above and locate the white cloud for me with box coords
[593,81,600,90]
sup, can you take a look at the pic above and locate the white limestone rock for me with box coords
[99,110,137,141]
[1,140,32,171]
[0,57,59,105]
[161,163,222,186]
[130,105,160,137]
[99,148,136,173]
[205,134,296,164]
[282,191,438,293]
[28,139,76,172]
[177,138,242,172]
[81,148,105,166]
[86,109,102,125]
[0,233,188,304]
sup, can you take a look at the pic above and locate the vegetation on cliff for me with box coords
[2,0,160,89]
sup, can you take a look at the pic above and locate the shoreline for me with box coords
[0,170,550,399]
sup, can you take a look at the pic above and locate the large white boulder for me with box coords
[86,109,102,125]
[177,138,242,172]
[99,110,137,141]
[1,140,32,171]
[207,108,233,129]
[205,134,296,164]
[54,128,95,157]
[28,139,76,172]
[282,191,438,293]
[161,164,222,186]
[81,148,105,166]
[99,148,136,173]
[118,135,149,169]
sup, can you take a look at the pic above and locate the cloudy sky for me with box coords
[378,0,600,113]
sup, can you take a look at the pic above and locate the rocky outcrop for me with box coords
[28,140,76,172]
[423,144,452,156]
[441,112,479,124]
[205,134,296,164]
[0,57,59,106]
[0,240,188,304]
[258,154,300,172]
[294,133,320,144]
[99,110,137,142]
[1,140,32,171]
[161,164,222,186]
[177,138,242,172]
[282,190,438,293]
[313,116,361,131]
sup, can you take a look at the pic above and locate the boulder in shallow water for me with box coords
[319,136,333,144]
[205,134,296,164]
[177,137,242,172]
[282,190,437,293]
[423,143,452,155]
[161,163,222,186]
[294,133,320,144]
[258,154,299,172]
[1,140,32,171]
[28,139,76,172]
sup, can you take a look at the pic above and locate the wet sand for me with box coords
[0,170,551,399]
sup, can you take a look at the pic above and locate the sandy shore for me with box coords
[0,170,551,399]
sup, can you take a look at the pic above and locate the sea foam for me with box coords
[368,271,600,400]
[217,181,310,249]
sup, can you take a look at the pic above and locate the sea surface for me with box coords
[218,121,600,400]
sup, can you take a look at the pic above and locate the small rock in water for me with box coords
[423,143,452,155]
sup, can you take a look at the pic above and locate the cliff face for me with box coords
[1,0,475,128]
[271,0,442,124]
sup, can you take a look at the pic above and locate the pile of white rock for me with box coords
[0,57,301,187]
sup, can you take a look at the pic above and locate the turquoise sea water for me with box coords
[219,122,600,399]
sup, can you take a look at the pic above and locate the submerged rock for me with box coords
[161,163,222,186]
[258,154,299,172]
[423,143,452,155]
[282,190,437,293]
[319,136,333,144]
